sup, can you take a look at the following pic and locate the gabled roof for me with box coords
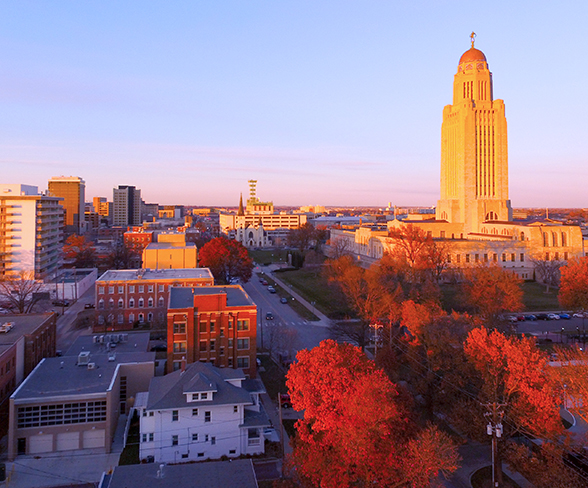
[146,362,252,410]
[183,373,217,394]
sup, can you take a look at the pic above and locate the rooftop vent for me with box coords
[87,362,96,370]
[78,351,90,366]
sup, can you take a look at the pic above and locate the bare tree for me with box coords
[531,255,563,293]
[0,271,46,313]
[266,322,300,364]
[327,235,352,260]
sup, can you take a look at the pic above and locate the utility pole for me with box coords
[278,392,284,477]
[483,402,507,487]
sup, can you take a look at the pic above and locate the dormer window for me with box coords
[201,393,207,400]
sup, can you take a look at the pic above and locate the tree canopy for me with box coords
[62,234,97,268]
[559,257,588,310]
[198,237,253,284]
[286,340,460,488]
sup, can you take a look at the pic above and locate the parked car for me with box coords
[280,393,291,408]
[516,315,525,322]
[559,313,571,320]
[524,314,537,321]
[507,316,518,323]
[280,297,288,304]
[265,312,274,320]
[261,280,269,286]
[573,312,588,318]
[84,303,95,309]
[536,313,549,320]
[548,313,560,320]
[52,300,70,307]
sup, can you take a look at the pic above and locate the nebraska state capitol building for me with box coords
[331,34,585,276]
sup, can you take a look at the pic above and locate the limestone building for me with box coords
[330,35,584,277]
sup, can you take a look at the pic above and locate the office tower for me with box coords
[113,186,141,227]
[48,176,86,235]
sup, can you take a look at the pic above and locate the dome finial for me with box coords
[470,31,476,48]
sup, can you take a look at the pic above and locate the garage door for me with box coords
[56,432,79,451]
[83,429,105,448]
[29,434,53,454]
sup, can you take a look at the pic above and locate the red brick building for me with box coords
[167,286,257,377]
[95,268,214,332]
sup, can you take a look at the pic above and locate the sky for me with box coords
[1,1,587,208]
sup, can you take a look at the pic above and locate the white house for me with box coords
[137,362,270,464]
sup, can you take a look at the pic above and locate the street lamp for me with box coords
[369,323,384,361]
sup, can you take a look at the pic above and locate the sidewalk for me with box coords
[264,265,331,328]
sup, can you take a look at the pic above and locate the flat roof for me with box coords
[11,352,154,402]
[0,313,54,346]
[144,243,196,250]
[169,286,255,309]
[64,331,151,356]
[97,268,213,282]
[107,459,258,488]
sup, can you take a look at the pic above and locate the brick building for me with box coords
[95,268,214,331]
[167,286,257,377]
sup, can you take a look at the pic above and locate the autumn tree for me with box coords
[464,327,563,483]
[460,264,523,325]
[0,271,46,313]
[559,257,588,311]
[531,254,563,293]
[327,235,352,260]
[199,236,253,284]
[63,234,97,268]
[105,240,137,270]
[286,340,460,488]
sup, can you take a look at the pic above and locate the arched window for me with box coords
[129,313,135,323]
[561,232,567,247]
[138,313,144,323]
[148,312,153,322]
[158,297,165,308]
[520,232,525,241]
[441,211,448,220]
[138,298,144,308]
[148,298,154,308]
[129,298,135,308]
[552,232,558,247]
[485,211,497,221]
[543,232,548,247]
[99,299,105,310]
[109,298,114,309]
[118,299,124,309]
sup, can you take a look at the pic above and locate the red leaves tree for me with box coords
[460,264,523,324]
[559,256,588,311]
[198,236,253,284]
[63,234,97,268]
[286,340,460,488]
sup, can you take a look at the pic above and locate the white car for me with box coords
[548,313,560,320]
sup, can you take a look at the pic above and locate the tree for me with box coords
[105,240,137,270]
[63,234,97,268]
[531,254,563,293]
[199,237,253,284]
[327,235,352,260]
[550,345,588,425]
[460,264,523,324]
[0,271,46,313]
[464,327,563,483]
[286,340,460,488]
[559,257,588,311]
[287,223,315,252]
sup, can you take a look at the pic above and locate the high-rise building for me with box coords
[0,184,63,279]
[48,176,86,235]
[113,186,141,227]
[93,197,110,217]
[436,33,512,234]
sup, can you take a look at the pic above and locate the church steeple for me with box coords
[238,193,244,216]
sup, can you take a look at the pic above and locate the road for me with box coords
[55,286,95,353]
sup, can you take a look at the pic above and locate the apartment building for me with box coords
[95,268,214,331]
[113,186,141,227]
[0,184,63,279]
[167,286,257,377]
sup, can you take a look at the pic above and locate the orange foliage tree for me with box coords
[62,234,97,268]
[559,257,588,311]
[286,340,460,488]
[198,236,253,284]
[460,264,523,324]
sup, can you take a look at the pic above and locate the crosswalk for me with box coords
[262,320,312,327]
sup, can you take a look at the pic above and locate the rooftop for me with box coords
[64,331,151,356]
[97,268,213,282]
[168,286,255,309]
[144,242,197,250]
[0,313,55,347]
[105,459,258,488]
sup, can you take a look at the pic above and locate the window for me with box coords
[211,436,216,445]
[148,298,154,308]
[228,358,233,367]
[237,338,249,350]
[233,405,238,413]
[109,286,114,294]
[172,410,178,421]
[440,231,445,238]
[138,298,144,307]
[520,253,525,262]
[158,297,164,307]
[192,408,198,416]
[237,357,250,368]
[200,341,207,352]
[220,329,224,338]
[220,347,224,356]
[456,254,461,263]
[483,254,488,262]
[118,314,124,324]
[173,342,187,353]
[148,312,153,322]
[138,286,144,293]
[174,323,186,334]
[228,339,233,348]
[210,322,215,333]
[493,254,498,262]
[502,253,506,262]
[148,285,154,292]
[204,411,211,422]
[228,319,233,330]
[205,434,209,442]
[237,320,249,331]
[562,232,567,247]
[109,298,114,309]
[129,313,135,323]
[511,253,515,262]
[118,286,124,294]
[129,298,135,308]
[142,434,147,442]
[201,393,208,400]
[99,299,104,310]
[229,449,236,455]
[159,285,164,292]
[172,435,178,446]
[98,315,105,324]
[198,452,204,458]
[465,254,470,263]
[199,321,207,333]
[138,313,144,323]
[98,287,104,295]
[129,286,135,293]
[210,340,215,352]
[564,252,569,260]
[192,433,198,442]
[118,299,124,308]
[475,254,479,262]
[149,433,153,441]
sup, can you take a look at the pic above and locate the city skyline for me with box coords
[2,1,588,207]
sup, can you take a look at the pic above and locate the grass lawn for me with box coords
[256,272,319,321]
[276,268,354,320]
[249,249,290,266]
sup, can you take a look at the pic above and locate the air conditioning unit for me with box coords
[87,362,96,370]
[78,351,90,365]
[92,336,99,344]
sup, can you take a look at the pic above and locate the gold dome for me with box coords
[459,47,487,64]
